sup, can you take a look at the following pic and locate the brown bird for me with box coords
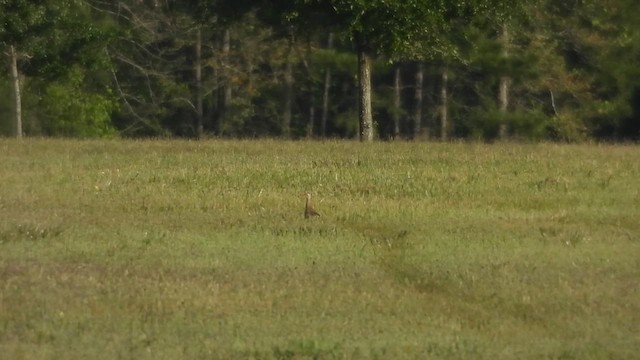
[304,192,320,219]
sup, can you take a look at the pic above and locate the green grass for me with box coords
[1,139,639,359]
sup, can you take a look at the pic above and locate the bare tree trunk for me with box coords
[320,33,333,138]
[440,68,448,141]
[10,45,22,139]
[392,64,401,139]
[413,62,424,140]
[320,68,331,137]
[283,32,294,138]
[210,61,218,133]
[549,89,559,116]
[222,28,231,108]
[194,27,203,138]
[498,76,510,138]
[357,47,374,141]
[498,23,511,139]
[218,27,231,135]
[305,37,315,138]
[308,98,315,138]
[283,56,293,137]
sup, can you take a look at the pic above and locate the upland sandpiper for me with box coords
[304,192,320,219]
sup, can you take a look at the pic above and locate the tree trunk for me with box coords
[320,33,333,138]
[357,47,374,141]
[498,24,511,139]
[10,45,22,139]
[413,62,424,140]
[218,27,231,135]
[305,37,315,138]
[320,68,331,137]
[392,64,401,139]
[440,68,448,141]
[308,98,315,138]
[283,34,294,138]
[210,60,218,134]
[498,76,510,138]
[195,27,203,138]
[222,29,232,108]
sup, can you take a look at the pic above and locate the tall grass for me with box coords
[1,139,639,359]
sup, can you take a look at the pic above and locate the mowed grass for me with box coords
[0,139,639,359]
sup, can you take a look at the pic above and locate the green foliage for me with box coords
[0,0,101,69]
[1,0,639,140]
[0,0,51,46]
[0,78,13,135]
[219,96,256,136]
[464,106,549,140]
[333,110,359,137]
[532,0,640,139]
[1,0,118,137]
[37,67,117,137]
[298,0,448,58]
[310,48,357,75]
[546,112,589,142]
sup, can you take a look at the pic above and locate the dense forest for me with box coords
[1,0,639,141]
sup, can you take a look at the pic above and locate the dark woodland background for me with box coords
[1,0,639,141]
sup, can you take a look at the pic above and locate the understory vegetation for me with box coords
[0,139,639,359]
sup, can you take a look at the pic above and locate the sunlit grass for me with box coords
[0,139,639,359]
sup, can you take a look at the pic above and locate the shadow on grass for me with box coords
[375,237,454,295]
[0,223,66,244]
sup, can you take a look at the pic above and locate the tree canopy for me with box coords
[0,0,638,140]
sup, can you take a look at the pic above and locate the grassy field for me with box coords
[0,139,639,359]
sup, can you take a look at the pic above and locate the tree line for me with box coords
[1,0,639,141]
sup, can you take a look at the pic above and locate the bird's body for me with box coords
[304,192,320,219]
